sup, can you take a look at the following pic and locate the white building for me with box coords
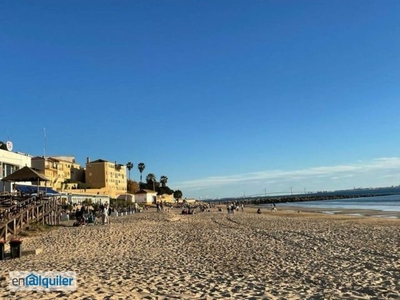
[60,193,110,205]
[135,189,157,205]
[0,141,32,193]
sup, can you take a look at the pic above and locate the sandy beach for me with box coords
[0,208,399,299]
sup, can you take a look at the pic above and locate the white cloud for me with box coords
[175,157,400,198]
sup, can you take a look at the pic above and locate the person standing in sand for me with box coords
[102,204,109,225]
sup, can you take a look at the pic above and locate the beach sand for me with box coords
[0,208,399,299]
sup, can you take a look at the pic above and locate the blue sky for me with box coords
[1,1,400,199]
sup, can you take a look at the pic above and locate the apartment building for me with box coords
[31,156,83,191]
[51,156,85,186]
[0,138,128,197]
[85,158,127,197]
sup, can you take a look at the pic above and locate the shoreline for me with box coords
[248,204,400,219]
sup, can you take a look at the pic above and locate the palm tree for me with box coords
[160,175,168,187]
[138,162,145,183]
[146,173,156,191]
[126,162,133,181]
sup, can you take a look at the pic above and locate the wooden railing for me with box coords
[0,196,61,241]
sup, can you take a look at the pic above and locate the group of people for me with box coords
[226,202,245,213]
[71,203,111,226]
[181,207,195,215]
[71,201,145,227]
[181,202,213,215]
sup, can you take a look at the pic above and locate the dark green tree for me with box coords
[173,190,183,202]
[126,162,133,181]
[138,162,145,183]
[160,175,168,187]
[146,173,157,191]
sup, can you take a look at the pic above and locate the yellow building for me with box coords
[31,156,57,188]
[31,156,83,191]
[52,156,84,190]
[85,158,127,197]
[157,193,175,203]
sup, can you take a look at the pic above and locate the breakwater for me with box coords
[210,193,393,206]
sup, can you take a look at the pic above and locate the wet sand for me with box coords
[267,204,400,219]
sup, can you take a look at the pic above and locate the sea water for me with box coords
[271,195,400,212]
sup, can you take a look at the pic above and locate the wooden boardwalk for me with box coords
[0,196,61,241]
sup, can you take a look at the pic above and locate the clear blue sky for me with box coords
[2,1,400,199]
